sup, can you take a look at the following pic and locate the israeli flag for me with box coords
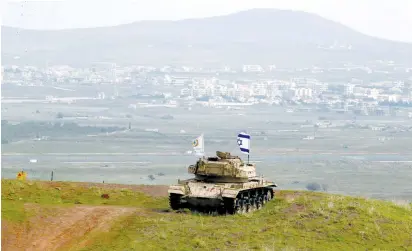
[237,132,250,154]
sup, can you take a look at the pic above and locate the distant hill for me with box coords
[2,9,412,67]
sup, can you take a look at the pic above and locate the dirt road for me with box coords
[1,183,169,251]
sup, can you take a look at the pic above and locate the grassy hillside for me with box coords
[2,179,412,251]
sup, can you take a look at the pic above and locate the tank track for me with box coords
[169,193,182,210]
[168,187,274,215]
[223,187,274,214]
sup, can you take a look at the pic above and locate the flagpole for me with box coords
[202,133,205,157]
[248,132,250,164]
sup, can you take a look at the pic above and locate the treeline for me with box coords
[1,120,126,144]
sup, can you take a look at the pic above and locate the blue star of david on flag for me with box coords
[237,132,250,154]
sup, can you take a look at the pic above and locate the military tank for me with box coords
[168,151,277,214]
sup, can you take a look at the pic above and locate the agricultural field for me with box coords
[2,83,412,201]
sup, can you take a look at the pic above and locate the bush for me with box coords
[306,182,328,191]
[56,112,64,119]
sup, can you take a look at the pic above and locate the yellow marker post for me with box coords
[16,171,27,180]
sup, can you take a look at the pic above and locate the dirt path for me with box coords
[2,205,138,251]
[2,183,170,251]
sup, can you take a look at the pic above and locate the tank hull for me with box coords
[168,178,277,214]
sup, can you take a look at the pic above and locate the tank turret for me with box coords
[168,150,278,215]
[188,151,256,182]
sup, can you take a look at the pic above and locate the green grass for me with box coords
[80,192,412,251]
[1,200,31,222]
[1,179,166,222]
[2,179,412,251]
[1,179,164,206]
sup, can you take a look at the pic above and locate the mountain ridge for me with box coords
[2,8,412,67]
[3,8,412,45]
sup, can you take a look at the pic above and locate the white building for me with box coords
[242,65,264,72]
[295,88,313,98]
[345,84,355,95]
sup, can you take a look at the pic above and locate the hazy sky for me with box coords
[2,0,412,43]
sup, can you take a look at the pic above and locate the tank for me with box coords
[168,151,278,214]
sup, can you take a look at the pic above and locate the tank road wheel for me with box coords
[223,198,244,215]
[256,196,262,210]
[169,193,182,210]
[267,190,273,201]
[262,194,268,205]
[262,190,273,205]
[240,198,248,214]
[249,197,257,212]
[235,203,242,214]
[231,199,242,215]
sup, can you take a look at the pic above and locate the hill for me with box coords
[2,179,411,250]
[2,9,412,67]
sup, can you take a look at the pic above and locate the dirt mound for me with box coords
[2,204,138,251]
